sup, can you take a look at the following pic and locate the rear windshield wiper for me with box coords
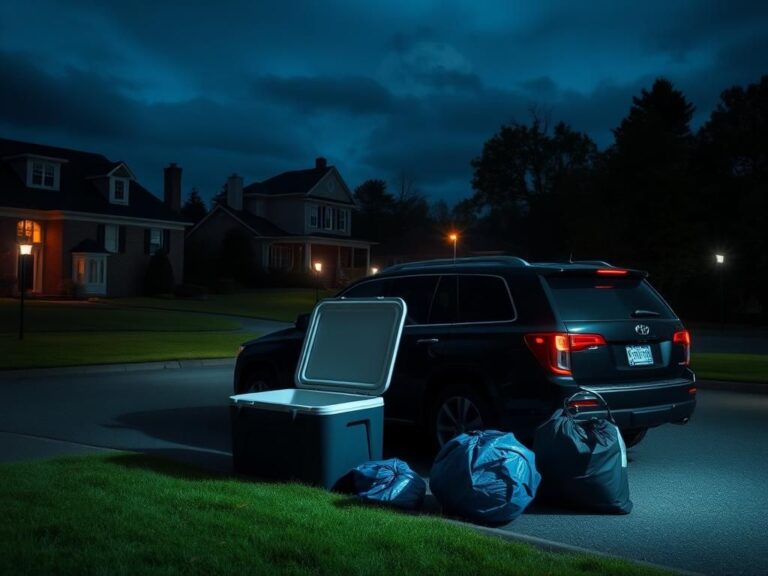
[631,309,661,318]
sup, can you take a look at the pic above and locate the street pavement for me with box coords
[1,365,767,575]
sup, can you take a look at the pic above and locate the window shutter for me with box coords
[119,226,126,254]
[97,224,105,248]
[144,229,150,255]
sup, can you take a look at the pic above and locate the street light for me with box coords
[448,232,458,263]
[715,253,725,329]
[18,242,32,340]
[370,267,379,275]
[313,261,323,303]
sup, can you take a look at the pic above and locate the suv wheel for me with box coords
[620,427,648,448]
[430,386,494,449]
[241,367,277,394]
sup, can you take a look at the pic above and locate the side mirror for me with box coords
[295,313,310,331]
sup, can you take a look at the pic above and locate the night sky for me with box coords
[1,0,766,206]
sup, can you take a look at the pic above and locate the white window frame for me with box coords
[338,209,347,233]
[110,177,130,205]
[104,224,119,254]
[324,206,334,231]
[72,254,108,295]
[27,160,60,190]
[309,205,319,229]
[150,228,164,254]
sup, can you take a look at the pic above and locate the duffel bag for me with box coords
[430,430,541,524]
[534,390,632,514]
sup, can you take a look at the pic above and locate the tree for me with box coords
[605,78,698,298]
[470,118,597,258]
[353,179,396,243]
[696,76,768,319]
[180,188,208,224]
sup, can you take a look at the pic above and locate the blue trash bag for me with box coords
[430,430,541,524]
[350,458,426,510]
[533,391,632,514]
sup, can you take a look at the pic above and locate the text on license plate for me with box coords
[626,345,653,366]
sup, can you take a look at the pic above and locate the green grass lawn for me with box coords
[115,288,336,322]
[692,353,768,383]
[0,299,259,370]
[0,331,260,370]
[0,454,669,576]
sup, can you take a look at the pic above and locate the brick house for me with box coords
[187,158,373,286]
[0,138,188,297]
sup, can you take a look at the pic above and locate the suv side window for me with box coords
[458,275,515,323]
[341,278,389,298]
[428,275,457,324]
[388,276,439,325]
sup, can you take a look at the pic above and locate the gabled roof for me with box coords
[243,165,332,196]
[0,138,184,223]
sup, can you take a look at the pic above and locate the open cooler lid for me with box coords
[294,297,407,396]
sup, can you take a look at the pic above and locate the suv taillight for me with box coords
[525,332,606,376]
[673,330,691,366]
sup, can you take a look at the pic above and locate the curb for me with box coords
[445,519,703,576]
[0,358,236,380]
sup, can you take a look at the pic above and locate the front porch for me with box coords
[267,239,371,287]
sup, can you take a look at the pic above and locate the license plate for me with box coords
[626,345,653,366]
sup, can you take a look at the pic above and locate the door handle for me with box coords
[416,338,439,344]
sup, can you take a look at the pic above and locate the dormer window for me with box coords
[28,160,60,190]
[110,178,129,205]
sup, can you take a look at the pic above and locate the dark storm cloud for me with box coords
[0,52,140,137]
[254,75,394,114]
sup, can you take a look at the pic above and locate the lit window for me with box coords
[16,219,42,243]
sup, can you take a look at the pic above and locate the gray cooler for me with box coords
[230,297,407,489]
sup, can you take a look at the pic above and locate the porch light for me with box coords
[371,267,379,275]
[313,261,323,273]
[715,253,725,264]
[19,243,33,256]
[313,261,323,303]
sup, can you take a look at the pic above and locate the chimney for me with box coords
[315,157,327,170]
[226,173,243,211]
[163,163,182,213]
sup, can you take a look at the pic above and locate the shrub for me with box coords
[143,251,175,296]
[173,283,208,299]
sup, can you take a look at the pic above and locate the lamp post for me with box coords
[449,233,458,263]
[715,253,725,330]
[313,261,323,303]
[18,242,32,340]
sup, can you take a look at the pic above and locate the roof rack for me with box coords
[531,260,615,268]
[384,256,530,272]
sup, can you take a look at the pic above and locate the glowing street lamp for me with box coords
[715,253,726,328]
[448,232,458,263]
[313,261,323,302]
[18,242,32,340]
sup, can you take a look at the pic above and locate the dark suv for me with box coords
[234,257,696,448]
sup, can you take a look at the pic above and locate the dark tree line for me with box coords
[357,76,768,322]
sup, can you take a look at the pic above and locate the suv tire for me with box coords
[241,366,277,395]
[429,385,496,449]
[620,427,648,448]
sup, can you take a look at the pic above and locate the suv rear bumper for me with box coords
[578,377,697,429]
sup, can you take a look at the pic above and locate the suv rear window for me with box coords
[545,276,675,321]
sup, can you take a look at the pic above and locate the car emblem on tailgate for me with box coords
[635,324,650,336]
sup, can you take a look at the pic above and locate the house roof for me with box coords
[0,138,185,223]
[243,165,332,196]
[224,206,291,237]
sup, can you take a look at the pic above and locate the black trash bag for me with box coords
[534,391,632,514]
[349,458,426,510]
[430,430,541,524]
